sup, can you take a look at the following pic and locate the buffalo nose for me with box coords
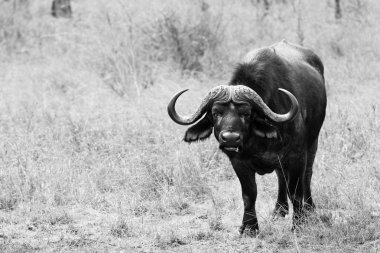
[220,131,241,143]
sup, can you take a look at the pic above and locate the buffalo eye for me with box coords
[212,107,223,118]
[239,110,251,118]
[212,111,221,118]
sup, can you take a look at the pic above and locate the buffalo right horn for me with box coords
[167,85,230,125]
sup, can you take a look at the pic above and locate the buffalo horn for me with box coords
[167,86,229,125]
[168,85,299,125]
[233,85,299,123]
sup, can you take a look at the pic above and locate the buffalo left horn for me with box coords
[232,85,299,123]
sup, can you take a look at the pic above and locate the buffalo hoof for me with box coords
[291,224,298,232]
[304,203,316,213]
[291,212,308,231]
[291,219,306,232]
[239,224,259,237]
[272,206,289,219]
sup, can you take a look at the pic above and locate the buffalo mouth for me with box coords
[221,145,241,153]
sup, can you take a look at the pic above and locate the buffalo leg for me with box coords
[304,139,318,212]
[232,163,259,236]
[287,153,307,229]
[273,168,289,217]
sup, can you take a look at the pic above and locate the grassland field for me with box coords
[0,0,379,252]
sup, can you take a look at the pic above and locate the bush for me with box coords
[143,4,226,74]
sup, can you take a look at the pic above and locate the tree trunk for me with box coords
[335,0,342,19]
[52,0,72,18]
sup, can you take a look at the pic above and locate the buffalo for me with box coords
[167,40,327,235]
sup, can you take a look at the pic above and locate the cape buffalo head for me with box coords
[167,85,299,154]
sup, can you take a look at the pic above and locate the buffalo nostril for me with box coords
[220,131,241,142]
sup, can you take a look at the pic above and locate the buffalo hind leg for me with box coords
[273,168,289,218]
[232,163,259,236]
[304,139,318,213]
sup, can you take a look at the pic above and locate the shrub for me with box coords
[143,4,226,74]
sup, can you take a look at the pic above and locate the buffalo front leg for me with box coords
[232,162,259,236]
[273,168,289,218]
[304,139,318,213]
[287,153,307,230]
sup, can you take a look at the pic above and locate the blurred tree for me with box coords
[263,0,270,11]
[251,0,270,18]
[9,0,29,13]
[51,0,72,18]
[13,0,28,8]
[335,0,342,19]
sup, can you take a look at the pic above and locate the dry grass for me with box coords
[0,0,379,252]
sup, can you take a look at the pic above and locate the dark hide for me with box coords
[182,40,326,235]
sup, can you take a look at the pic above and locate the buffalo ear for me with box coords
[184,115,213,143]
